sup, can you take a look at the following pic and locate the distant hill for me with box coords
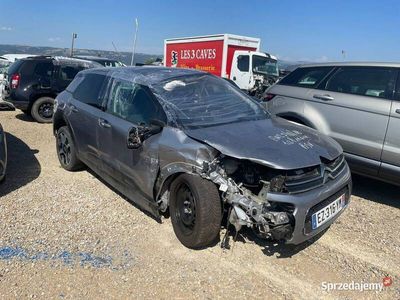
[0,44,162,65]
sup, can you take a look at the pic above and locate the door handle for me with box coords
[98,118,111,128]
[233,76,237,81]
[70,105,79,113]
[313,94,334,101]
[395,109,400,114]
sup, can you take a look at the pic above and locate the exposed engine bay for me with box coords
[195,153,346,247]
[249,73,279,99]
[200,155,296,244]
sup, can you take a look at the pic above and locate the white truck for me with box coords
[164,34,279,98]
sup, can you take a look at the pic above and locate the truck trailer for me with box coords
[164,33,279,98]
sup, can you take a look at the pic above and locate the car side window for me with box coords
[325,67,397,99]
[60,65,84,82]
[34,62,54,78]
[73,73,106,108]
[107,80,163,125]
[237,55,250,72]
[279,67,333,88]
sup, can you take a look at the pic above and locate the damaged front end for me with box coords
[199,153,348,244]
[249,73,279,99]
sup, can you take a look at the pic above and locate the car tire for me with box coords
[170,174,222,249]
[31,97,55,123]
[56,126,84,171]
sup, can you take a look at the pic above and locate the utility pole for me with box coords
[130,18,139,66]
[70,33,77,57]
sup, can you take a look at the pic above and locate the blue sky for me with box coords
[0,0,399,62]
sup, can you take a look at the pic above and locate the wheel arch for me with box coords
[53,113,80,154]
[154,162,200,200]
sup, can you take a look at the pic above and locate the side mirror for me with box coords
[127,126,144,149]
[127,120,164,149]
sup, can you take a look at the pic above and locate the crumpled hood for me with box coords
[185,117,342,170]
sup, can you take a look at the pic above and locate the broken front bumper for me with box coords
[266,162,352,245]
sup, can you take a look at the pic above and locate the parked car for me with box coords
[74,55,125,67]
[265,62,400,186]
[4,56,101,122]
[0,123,7,182]
[53,67,351,249]
[0,59,11,98]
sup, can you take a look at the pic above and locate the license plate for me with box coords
[311,194,346,230]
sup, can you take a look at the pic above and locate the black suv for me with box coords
[5,56,100,122]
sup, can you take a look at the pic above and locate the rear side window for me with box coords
[279,66,333,88]
[73,73,106,108]
[325,67,397,99]
[59,65,84,81]
[34,62,54,78]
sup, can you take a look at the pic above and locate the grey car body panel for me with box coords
[185,117,342,170]
[0,123,7,181]
[267,62,400,185]
[55,67,352,245]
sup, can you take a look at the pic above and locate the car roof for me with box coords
[297,61,400,68]
[75,55,118,62]
[83,66,207,85]
[19,56,102,68]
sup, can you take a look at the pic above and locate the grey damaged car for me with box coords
[0,122,6,182]
[53,67,352,249]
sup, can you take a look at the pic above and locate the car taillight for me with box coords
[11,74,20,89]
[263,93,276,102]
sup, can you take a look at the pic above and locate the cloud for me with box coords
[0,26,12,31]
[48,37,62,42]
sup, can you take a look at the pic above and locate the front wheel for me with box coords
[31,97,54,123]
[56,126,84,171]
[169,174,222,249]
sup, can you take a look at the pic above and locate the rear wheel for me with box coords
[31,97,54,123]
[56,126,84,171]
[170,174,222,249]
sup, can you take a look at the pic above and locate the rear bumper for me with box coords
[5,88,31,110]
[267,162,352,245]
[10,100,30,110]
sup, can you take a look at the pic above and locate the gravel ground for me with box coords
[0,110,399,299]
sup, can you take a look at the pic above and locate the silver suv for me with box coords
[266,62,400,185]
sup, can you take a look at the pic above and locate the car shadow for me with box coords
[351,174,400,209]
[0,133,41,197]
[15,113,35,122]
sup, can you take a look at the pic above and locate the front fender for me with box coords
[154,162,202,200]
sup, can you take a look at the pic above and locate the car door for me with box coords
[97,78,166,202]
[230,54,251,90]
[66,72,108,167]
[380,70,400,183]
[267,66,334,121]
[304,66,396,176]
